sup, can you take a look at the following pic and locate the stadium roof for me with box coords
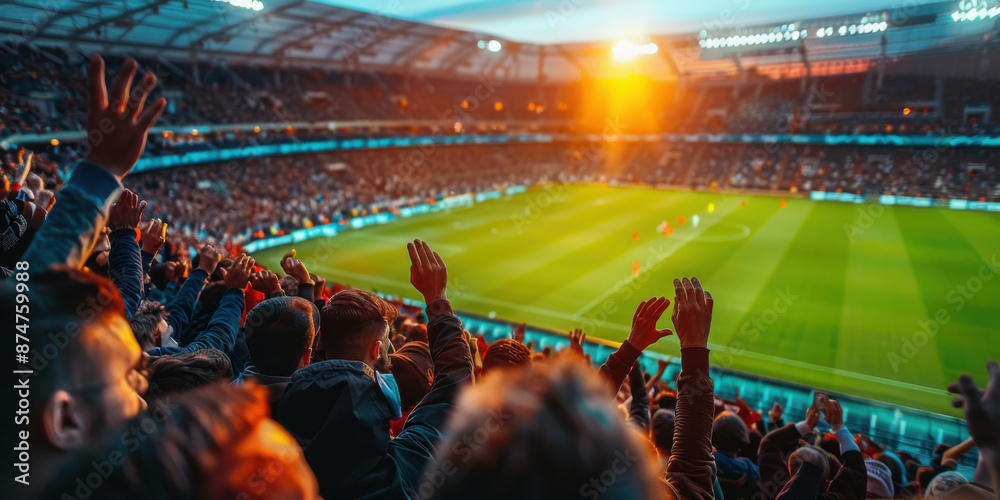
[315,0,920,45]
[1,0,997,82]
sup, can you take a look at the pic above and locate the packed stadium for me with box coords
[2,0,999,499]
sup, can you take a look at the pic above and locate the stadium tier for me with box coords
[3,1,1000,499]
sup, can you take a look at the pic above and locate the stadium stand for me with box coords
[3,1,1000,499]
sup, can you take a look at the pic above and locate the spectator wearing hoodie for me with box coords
[273,240,474,499]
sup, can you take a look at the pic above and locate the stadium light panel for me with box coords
[213,0,264,11]
[486,40,502,52]
[611,38,658,61]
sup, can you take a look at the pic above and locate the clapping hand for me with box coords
[107,189,146,230]
[220,253,254,290]
[196,245,222,275]
[250,269,282,296]
[139,218,166,255]
[280,249,314,285]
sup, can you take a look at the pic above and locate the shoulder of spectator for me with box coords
[65,160,122,212]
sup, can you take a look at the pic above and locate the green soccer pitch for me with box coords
[251,184,1000,416]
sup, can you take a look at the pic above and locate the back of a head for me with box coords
[650,409,676,454]
[245,296,318,376]
[712,412,750,454]
[926,471,969,499]
[146,349,233,400]
[42,382,318,500]
[423,357,662,500]
[481,338,531,374]
[129,313,161,351]
[789,446,832,484]
[320,288,397,360]
[865,458,896,499]
[390,341,433,409]
[917,466,938,492]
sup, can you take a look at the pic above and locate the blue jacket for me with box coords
[273,300,473,499]
[23,161,121,273]
[148,286,244,357]
[108,228,143,318]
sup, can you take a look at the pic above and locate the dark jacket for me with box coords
[274,299,473,500]
[108,228,142,318]
[23,161,121,273]
[664,347,718,500]
[760,423,868,500]
[598,342,717,499]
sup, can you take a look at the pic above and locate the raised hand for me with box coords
[657,356,671,372]
[512,322,526,343]
[84,56,166,180]
[107,189,147,230]
[311,273,327,301]
[139,218,166,255]
[280,249,314,285]
[804,403,821,431]
[250,270,282,296]
[196,244,222,275]
[171,260,190,282]
[671,277,713,349]
[627,296,672,351]
[406,239,448,303]
[826,399,845,431]
[949,360,1000,450]
[34,189,56,212]
[220,253,254,290]
[768,402,783,423]
[568,328,586,353]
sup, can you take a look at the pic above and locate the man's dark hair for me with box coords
[481,338,531,374]
[129,314,161,351]
[320,288,397,360]
[712,412,750,454]
[146,349,233,400]
[245,296,318,376]
[650,409,675,453]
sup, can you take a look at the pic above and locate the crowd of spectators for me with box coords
[3,53,1000,500]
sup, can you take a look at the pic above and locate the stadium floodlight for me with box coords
[612,38,658,61]
[486,40,502,52]
[478,40,486,49]
[816,28,825,38]
[212,0,264,11]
